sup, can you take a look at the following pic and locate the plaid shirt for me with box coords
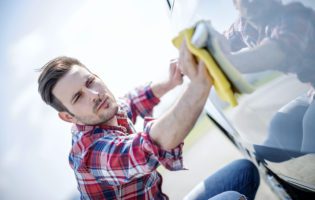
[69,84,184,200]
[224,2,315,86]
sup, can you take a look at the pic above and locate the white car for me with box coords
[165,0,315,199]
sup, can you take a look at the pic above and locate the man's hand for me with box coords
[178,39,212,86]
[149,40,213,151]
[167,59,183,88]
[151,59,183,99]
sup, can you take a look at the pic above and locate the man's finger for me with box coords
[198,61,213,83]
[181,39,198,67]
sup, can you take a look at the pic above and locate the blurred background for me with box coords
[0,0,182,199]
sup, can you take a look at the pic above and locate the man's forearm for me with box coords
[149,81,211,150]
[229,39,285,73]
[151,81,175,99]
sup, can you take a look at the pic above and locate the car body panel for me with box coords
[166,0,315,198]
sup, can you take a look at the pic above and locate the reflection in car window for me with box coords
[170,0,315,193]
[224,0,315,154]
[171,0,315,153]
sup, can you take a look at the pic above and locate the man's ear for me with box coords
[58,111,76,123]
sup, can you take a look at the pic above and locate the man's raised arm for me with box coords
[150,40,212,151]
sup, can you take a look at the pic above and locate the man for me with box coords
[38,41,259,199]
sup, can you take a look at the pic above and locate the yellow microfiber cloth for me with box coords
[172,27,238,107]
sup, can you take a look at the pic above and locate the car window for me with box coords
[169,0,315,192]
[171,0,315,153]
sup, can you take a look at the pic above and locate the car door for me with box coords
[165,0,315,199]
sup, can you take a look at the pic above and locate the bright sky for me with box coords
[0,0,178,199]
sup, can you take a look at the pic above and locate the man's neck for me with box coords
[102,116,118,127]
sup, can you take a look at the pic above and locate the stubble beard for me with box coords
[97,104,119,124]
[76,103,119,126]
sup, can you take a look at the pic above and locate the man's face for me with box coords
[52,65,119,125]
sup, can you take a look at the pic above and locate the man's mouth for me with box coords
[97,97,109,111]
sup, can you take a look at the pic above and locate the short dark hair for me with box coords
[37,56,86,112]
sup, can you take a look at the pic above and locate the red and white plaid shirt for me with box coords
[69,84,184,199]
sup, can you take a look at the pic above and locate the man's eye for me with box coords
[86,77,95,87]
[74,93,81,103]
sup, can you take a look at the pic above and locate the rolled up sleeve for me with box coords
[142,118,184,171]
[119,83,160,124]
